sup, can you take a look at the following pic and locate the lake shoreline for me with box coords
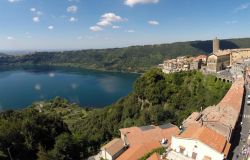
[0,66,139,110]
[0,63,144,75]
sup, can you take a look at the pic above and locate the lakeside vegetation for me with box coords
[1,38,250,73]
[0,69,231,159]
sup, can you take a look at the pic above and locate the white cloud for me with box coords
[112,25,121,29]
[97,20,111,26]
[124,0,159,7]
[97,13,125,27]
[48,25,54,30]
[69,17,78,22]
[235,3,250,12]
[90,26,103,32]
[67,5,78,13]
[7,36,14,40]
[90,13,125,32]
[30,8,36,12]
[33,16,40,23]
[148,20,159,25]
[127,30,135,33]
[8,0,21,3]
[30,8,43,23]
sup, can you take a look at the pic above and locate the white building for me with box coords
[169,124,231,160]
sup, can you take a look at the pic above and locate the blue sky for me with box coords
[0,0,250,51]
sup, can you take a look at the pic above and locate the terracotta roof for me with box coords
[223,142,231,156]
[119,124,180,147]
[116,141,160,160]
[101,138,125,156]
[193,55,207,62]
[183,78,244,140]
[176,124,231,156]
[147,152,160,160]
[214,48,250,56]
[214,50,231,56]
[218,78,244,113]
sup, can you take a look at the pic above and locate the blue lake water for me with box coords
[0,66,139,110]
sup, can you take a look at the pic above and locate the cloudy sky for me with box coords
[0,0,250,51]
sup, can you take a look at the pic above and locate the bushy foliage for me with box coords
[0,108,88,160]
[71,69,231,155]
[0,69,231,159]
[139,147,165,160]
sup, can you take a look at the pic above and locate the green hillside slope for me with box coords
[0,38,250,72]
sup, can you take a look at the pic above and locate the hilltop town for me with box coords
[95,38,250,160]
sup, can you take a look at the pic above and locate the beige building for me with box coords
[207,37,250,72]
[230,48,250,65]
[206,52,230,72]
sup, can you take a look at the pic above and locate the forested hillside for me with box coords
[0,69,231,159]
[0,38,250,73]
[0,53,8,57]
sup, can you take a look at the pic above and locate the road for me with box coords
[232,85,250,160]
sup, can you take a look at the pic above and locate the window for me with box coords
[192,152,197,159]
[179,146,185,154]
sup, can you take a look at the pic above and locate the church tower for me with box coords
[213,37,220,53]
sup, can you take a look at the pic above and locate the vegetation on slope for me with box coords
[1,38,250,72]
[0,69,231,159]
[0,53,8,57]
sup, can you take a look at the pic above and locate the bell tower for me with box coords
[213,37,220,53]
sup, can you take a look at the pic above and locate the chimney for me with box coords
[124,133,129,147]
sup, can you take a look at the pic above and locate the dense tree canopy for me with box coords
[71,69,231,155]
[0,69,231,159]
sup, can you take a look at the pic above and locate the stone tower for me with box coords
[213,37,220,53]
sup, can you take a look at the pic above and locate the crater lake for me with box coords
[0,66,139,110]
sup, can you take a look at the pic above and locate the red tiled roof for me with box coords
[176,124,231,156]
[193,55,207,62]
[218,78,244,113]
[119,124,180,147]
[116,141,160,160]
[117,124,179,160]
[147,152,160,160]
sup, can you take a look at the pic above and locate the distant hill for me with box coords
[1,38,250,72]
[0,53,8,57]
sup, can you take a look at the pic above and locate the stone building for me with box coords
[206,52,230,72]
[230,48,250,65]
[207,38,250,73]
